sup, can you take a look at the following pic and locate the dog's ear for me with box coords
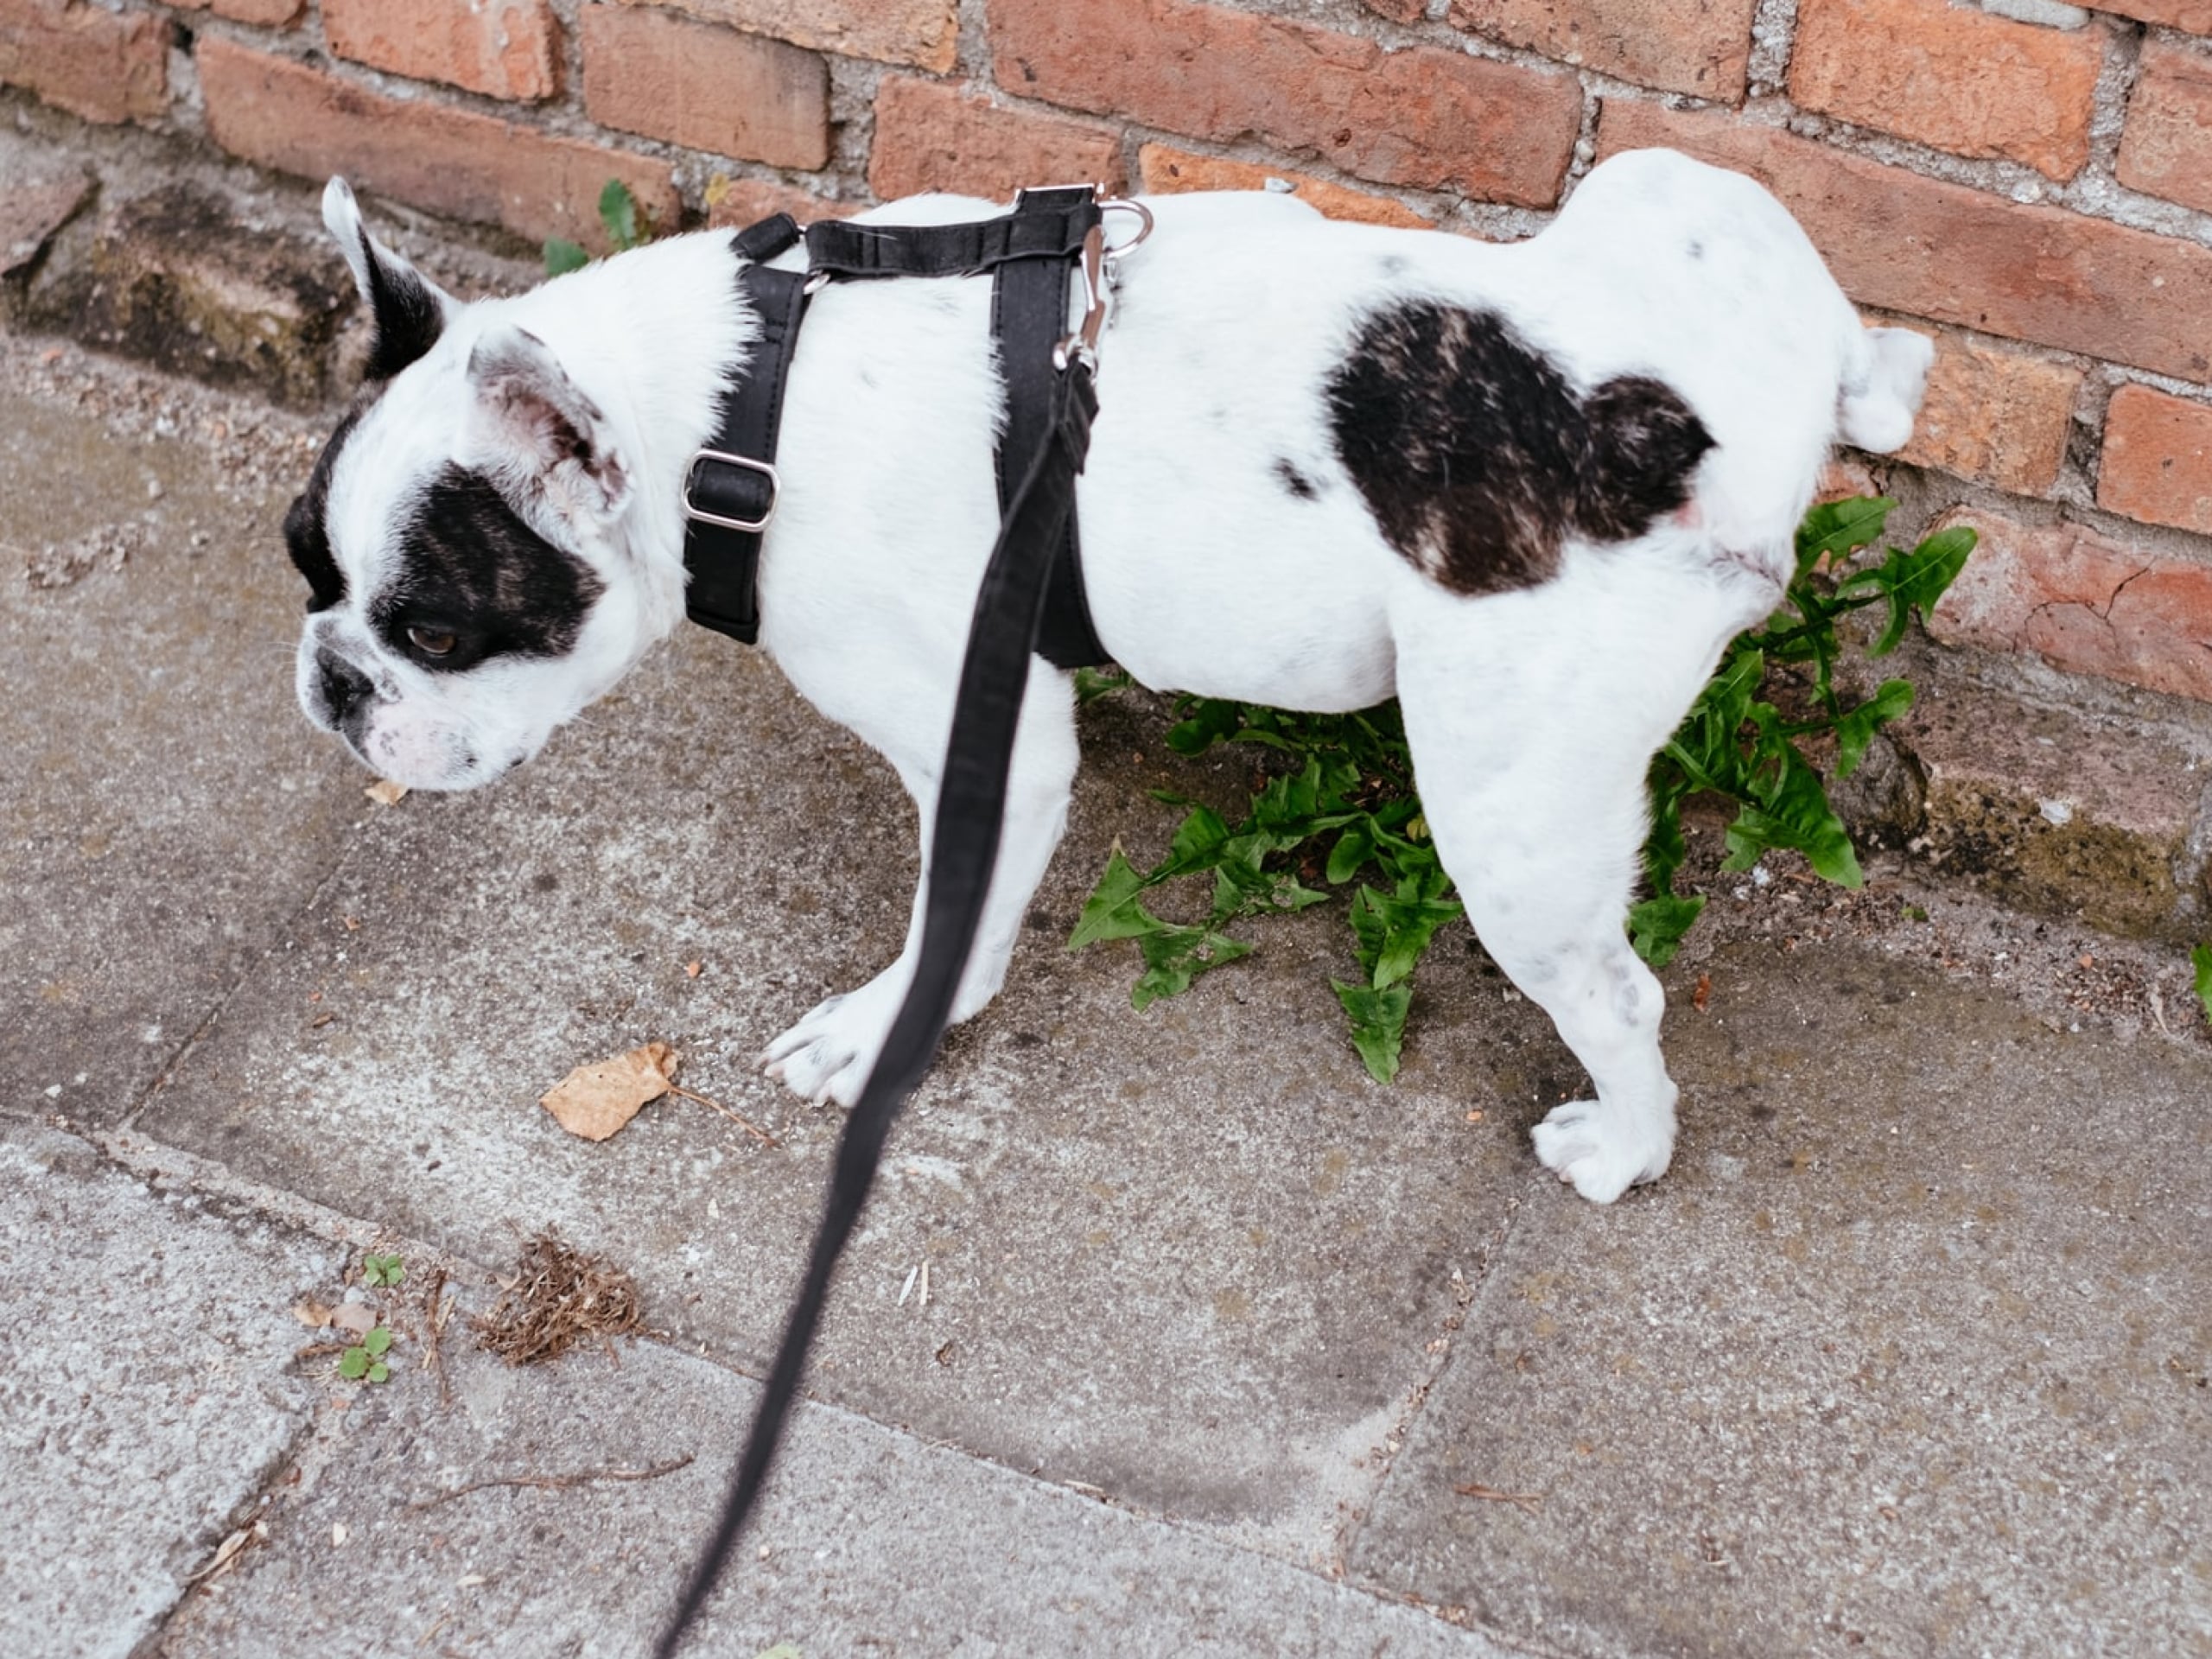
[323,177,456,382]
[463,325,632,525]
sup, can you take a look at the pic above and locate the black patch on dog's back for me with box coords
[1325,302,1712,596]
[371,466,605,670]
[284,410,360,613]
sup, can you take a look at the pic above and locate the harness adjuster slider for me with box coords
[683,448,781,534]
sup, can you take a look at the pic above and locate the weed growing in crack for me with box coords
[1073,497,1974,1081]
[340,1322,394,1384]
[544,181,652,276]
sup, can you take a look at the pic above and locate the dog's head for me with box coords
[287,179,666,791]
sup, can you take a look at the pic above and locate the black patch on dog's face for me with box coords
[1326,302,1712,596]
[1274,457,1319,500]
[283,410,360,613]
[368,466,605,671]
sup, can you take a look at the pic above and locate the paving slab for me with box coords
[137,613,1576,1561]
[0,1120,337,1658]
[151,1306,1515,1659]
[1351,938,2212,1659]
[0,336,363,1123]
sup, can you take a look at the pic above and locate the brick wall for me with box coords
[3,0,2209,705]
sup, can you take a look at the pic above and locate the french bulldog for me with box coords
[288,149,1929,1203]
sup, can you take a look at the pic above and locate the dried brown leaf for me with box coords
[293,1299,334,1328]
[364,779,409,806]
[539,1041,677,1141]
[329,1302,377,1337]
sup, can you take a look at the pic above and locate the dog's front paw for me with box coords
[760,974,906,1107]
[1529,1100,1674,1205]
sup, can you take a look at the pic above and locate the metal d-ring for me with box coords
[1096,196,1154,260]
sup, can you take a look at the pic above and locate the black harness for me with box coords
[680,186,1113,669]
[658,188,1140,1656]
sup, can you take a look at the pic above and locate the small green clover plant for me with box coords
[2192,944,2211,1027]
[544,180,652,276]
[362,1251,405,1287]
[1073,497,1974,1081]
[340,1323,394,1384]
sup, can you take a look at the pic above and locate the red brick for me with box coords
[171,0,303,25]
[2117,41,2212,217]
[610,0,956,73]
[324,0,560,103]
[0,0,168,125]
[196,39,677,252]
[989,0,1581,208]
[2096,0,2212,31]
[706,175,850,230]
[582,6,828,171]
[1891,328,2081,496]
[2099,385,2212,537]
[1598,101,2212,385]
[1137,142,1433,228]
[870,77,1125,201]
[1790,0,2104,181]
[1446,0,1758,101]
[1928,507,2212,702]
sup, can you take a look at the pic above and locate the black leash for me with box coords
[658,189,1142,1656]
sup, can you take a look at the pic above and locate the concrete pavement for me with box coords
[3,329,2209,1659]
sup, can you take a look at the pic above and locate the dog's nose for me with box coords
[315,647,374,728]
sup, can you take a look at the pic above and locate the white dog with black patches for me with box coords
[290,151,1929,1204]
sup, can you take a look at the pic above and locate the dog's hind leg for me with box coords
[760,672,1079,1106]
[1391,553,1755,1203]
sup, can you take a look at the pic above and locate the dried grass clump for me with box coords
[474,1230,643,1365]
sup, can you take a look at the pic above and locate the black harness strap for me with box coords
[682,213,809,644]
[992,187,1107,671]
[658,194,1113,1657]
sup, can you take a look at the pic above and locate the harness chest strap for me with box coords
[681,190,1110,670]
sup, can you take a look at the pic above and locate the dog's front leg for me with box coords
[760,683,1078,1106]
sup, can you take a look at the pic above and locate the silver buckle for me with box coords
[683,448,779,533]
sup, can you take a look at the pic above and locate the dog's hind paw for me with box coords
[760,977,904,1107]
[1529,1100,1674,1205]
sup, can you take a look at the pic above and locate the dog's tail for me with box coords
[1836,323,1932,454]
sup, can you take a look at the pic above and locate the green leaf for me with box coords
[1333,980,1412,1083]
[543,238,588,277]
[1628,893,1706,969]
[1325,826,1373,885]
[1794,495,1895,577]
[2193,944,2212,1025]
[367,1361,390,1384]
[1842,525,1976,656]
[1833,678,1913,779]
[1163,698,1243,755]
[1070,846,1162,949]
[340,1347,368,1380]
[1073,666,1129,705]
[599,179,640,251]
[1131,925,1252,1007]
[363,1325,393,1356]
[1159,806,1233,879]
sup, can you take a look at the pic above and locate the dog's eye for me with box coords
[408,625,458,658]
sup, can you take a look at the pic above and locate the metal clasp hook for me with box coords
[1055,223,1110,374]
